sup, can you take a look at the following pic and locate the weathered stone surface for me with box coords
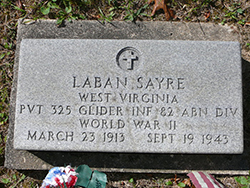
[5,20,250,174]
[14,39,243,153]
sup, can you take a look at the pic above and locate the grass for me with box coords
[235,174,250,188]
[0,0,250,187]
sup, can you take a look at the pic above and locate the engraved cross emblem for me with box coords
[116,47,141,71]
[122,50,139,70]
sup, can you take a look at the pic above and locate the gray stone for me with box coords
[5,20,250,174]
[14,39,243,154]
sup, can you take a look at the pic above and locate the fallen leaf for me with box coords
[16,0,23,9]
[245,22,250,26]
[148,0,175,20]
[182,178,192,187]
[90,14,101,19]
[171,174,180,184]
[204,11,210,21]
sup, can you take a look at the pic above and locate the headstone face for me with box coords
[14,39,243,153]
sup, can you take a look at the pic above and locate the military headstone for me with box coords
[14,39,243,153]
[5,20,249,174]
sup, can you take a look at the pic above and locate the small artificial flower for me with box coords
[41,165,78,188]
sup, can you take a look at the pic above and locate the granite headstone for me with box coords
[14,39,243,153]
